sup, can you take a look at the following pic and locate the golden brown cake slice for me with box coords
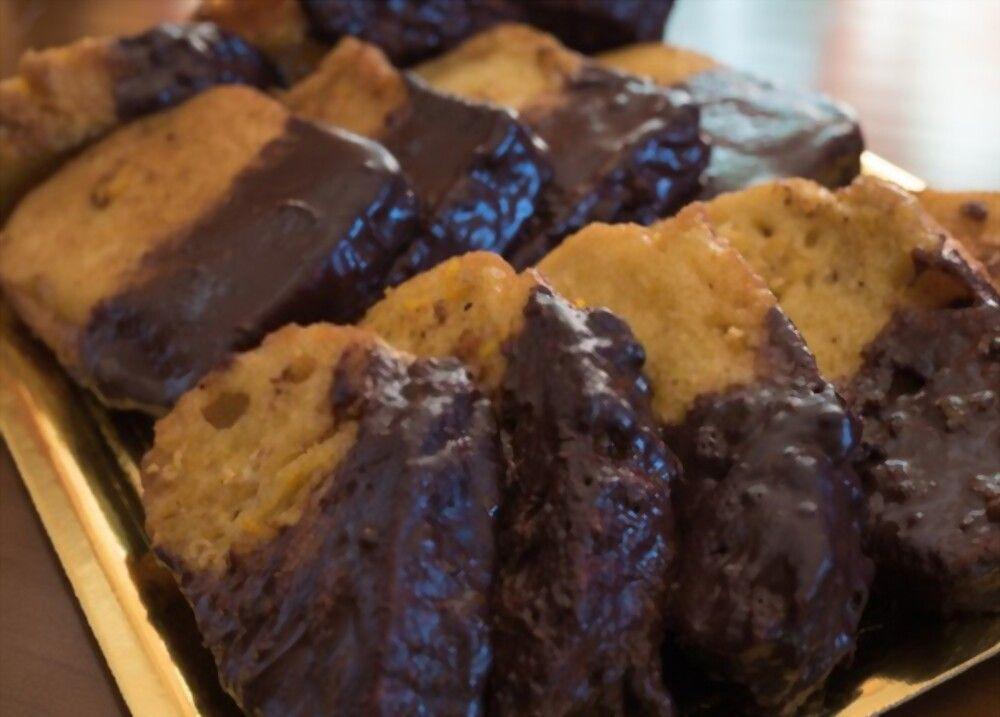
[368,261,681,713]
[142,323,501,714]
[919,190,1000,288]
[284,38,551,283]
[0,22,278,214]
[538,215,872,713]
[415,23,708,267]
[696,176,1000,613]
[0,85,419,412]
[598,42,863,196]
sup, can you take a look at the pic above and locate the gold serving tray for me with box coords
[1,153,997,717]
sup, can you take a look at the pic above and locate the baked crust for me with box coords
[919,190,1000,288]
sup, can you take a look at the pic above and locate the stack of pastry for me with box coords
[1,2,996,715]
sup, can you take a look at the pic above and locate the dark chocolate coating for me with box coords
[508,66,708,268]
[82,118,420,411]
[114,22,280,119]
[521,0,675,54]
[382,76,552,284]
[300,0,517,66]
[848,301,1000,613]
[165,347,502,715]
[299,0,674,66]
[493,286,678,716]
[677,68,863,198]
[665,309,872,714]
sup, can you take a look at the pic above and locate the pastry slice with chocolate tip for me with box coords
[199,0,675,78]
[0,86,419,412]
[492,285,679,716]
[538,213,872,714]
[919,190,1000,288]
[415,23,708,267]
[697,176,1000,613]
[284,37,551,284]
[598,42,863,197]
[365,257,679,714]
[0,22,278,213]
[142,323,501,715]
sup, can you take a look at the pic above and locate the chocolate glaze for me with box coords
[300,0,517,67]
[847,299,1000,614]
[81,118,420,411]
[381,76,552,284]
[677,68,863,198]
[493,286,678,715]
[508,66,708,268]
[521,0,676,54]
[165,346,502,715]
[665,309,872,714]
[299,0,674,67]
[113,22,279,119]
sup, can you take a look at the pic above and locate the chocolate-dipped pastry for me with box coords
[0,22,278,213]
[699,176,1000,613]
[416,24,708,267]
[538,213,872,713]
[285,38,551,284]
[599,43,863,197]
[142,324,501,715]
[0,87,419,412]
[201,0,675,78]
[493,285,678,716]
[665,310,871,713]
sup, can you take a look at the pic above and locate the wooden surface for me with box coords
[1,438,997,715]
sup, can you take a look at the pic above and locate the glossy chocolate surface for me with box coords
[509,66,708,268]
[665,309,872,714]
[165,347,501,715]
[114,22,279,119]
[849,299,1000,613]
[299,0,674,66]
[678,68,863,197]
[382,77,551,284]
[493,286,678,715]
[82,118,420,410]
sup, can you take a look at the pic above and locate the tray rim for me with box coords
[3,153,998,717]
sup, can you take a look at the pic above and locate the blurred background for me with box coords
[1,0,999,187]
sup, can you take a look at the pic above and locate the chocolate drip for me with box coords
[509,66,708,268]
[665,309,872,714]
[169,347,501,715]
[82,119,420,410]
[299,1,674,66]
[382,77,552,284]
[493,286,678,715]
[114,22,280,119]
[847,301,1000,613]
[677,68,863,198]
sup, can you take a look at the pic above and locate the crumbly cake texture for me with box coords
[415,23,708,266]
[143,323,502,714]
[696,177,989,381]
[597,42,864,196]
[919,190,1000,288]
[696,176,1000,614]
[285,37,551,283]
[0,85,420,411]
[361,252,537,392]
[538,213,872,712]
[199,0,674,77]
[0,22,277,214]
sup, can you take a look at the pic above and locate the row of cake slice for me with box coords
[1,21,874,411]
[141,179,998,715]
